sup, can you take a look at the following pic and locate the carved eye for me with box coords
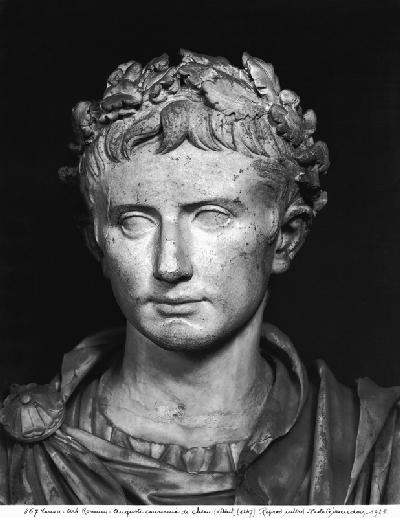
[194,207,232,229]
[120,213,156,237]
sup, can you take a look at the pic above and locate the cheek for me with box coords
[195,225,273,293]
[102,231,153,294]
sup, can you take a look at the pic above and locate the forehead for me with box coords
[97,141,279,206]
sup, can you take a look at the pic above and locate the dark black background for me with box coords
[0,0,399,394]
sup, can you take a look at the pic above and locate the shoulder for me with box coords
[310,359,400,470]
[310,359,400,503]
[0,327,124,444]
[309,359,400,429]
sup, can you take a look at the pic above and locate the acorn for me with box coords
[279,89,300,108]
[124,62,142,83]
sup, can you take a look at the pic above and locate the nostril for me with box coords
[154,226,193,283]
[154,259,193,283]
[155,269,190,284]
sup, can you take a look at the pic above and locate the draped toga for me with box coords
[0,323,400,504]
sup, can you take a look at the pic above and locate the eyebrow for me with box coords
[108,204,159,220]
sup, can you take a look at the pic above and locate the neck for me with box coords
[103,296,272,446]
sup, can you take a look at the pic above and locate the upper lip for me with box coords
[151,296,204,305]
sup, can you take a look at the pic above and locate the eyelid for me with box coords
[193,205,232,216]
[192,205,233,230]
[118,211,157,225]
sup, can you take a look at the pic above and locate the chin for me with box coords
[139,318,230,353]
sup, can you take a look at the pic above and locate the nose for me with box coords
[154,219,193,283]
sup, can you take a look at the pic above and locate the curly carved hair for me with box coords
[60,49,329,222]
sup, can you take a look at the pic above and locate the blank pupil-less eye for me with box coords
[121,215,154,234]
[195,210,230,227]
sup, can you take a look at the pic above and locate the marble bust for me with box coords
[0,49,399,505]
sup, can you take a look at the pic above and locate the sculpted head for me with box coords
[62,50,329,351]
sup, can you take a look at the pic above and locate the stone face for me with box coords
[0,51,355,506]
[65,51,320,447]
[92,140,283,352]
[2,49,400,506]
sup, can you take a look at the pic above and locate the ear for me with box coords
[82,224,110,278]
[272,204,313,274]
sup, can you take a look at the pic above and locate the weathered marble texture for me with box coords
[2,51,398,505]
[0,325,399,504]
